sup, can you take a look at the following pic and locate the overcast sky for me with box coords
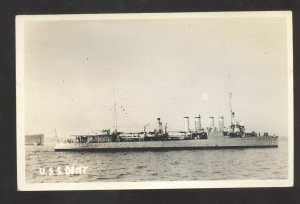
[22,14,290,138]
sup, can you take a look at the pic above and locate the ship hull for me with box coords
[55,136,278,152]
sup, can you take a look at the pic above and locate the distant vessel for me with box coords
[55,94,278,151]
[25,134,44,145]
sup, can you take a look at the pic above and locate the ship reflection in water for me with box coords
[25,137,288,183]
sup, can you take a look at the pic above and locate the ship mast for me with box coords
[55,128,58,142]
[112,87,118,134]
[114,102,118,133]
[229,92,233,126]
[228,72,233,126]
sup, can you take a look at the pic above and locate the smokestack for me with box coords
[219,116,224,131]
[157,118,163,133]
[194,115,201,132]
[209,117,214,129]
[184,117,190,132]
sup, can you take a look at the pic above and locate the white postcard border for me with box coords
[16,11,294,191]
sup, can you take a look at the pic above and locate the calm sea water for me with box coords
[25,137,288,183]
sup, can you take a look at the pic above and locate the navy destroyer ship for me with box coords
[55,95,278,151]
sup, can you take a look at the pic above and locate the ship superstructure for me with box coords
[55,94,278,151]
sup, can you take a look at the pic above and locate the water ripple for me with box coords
[25,139,289,183]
